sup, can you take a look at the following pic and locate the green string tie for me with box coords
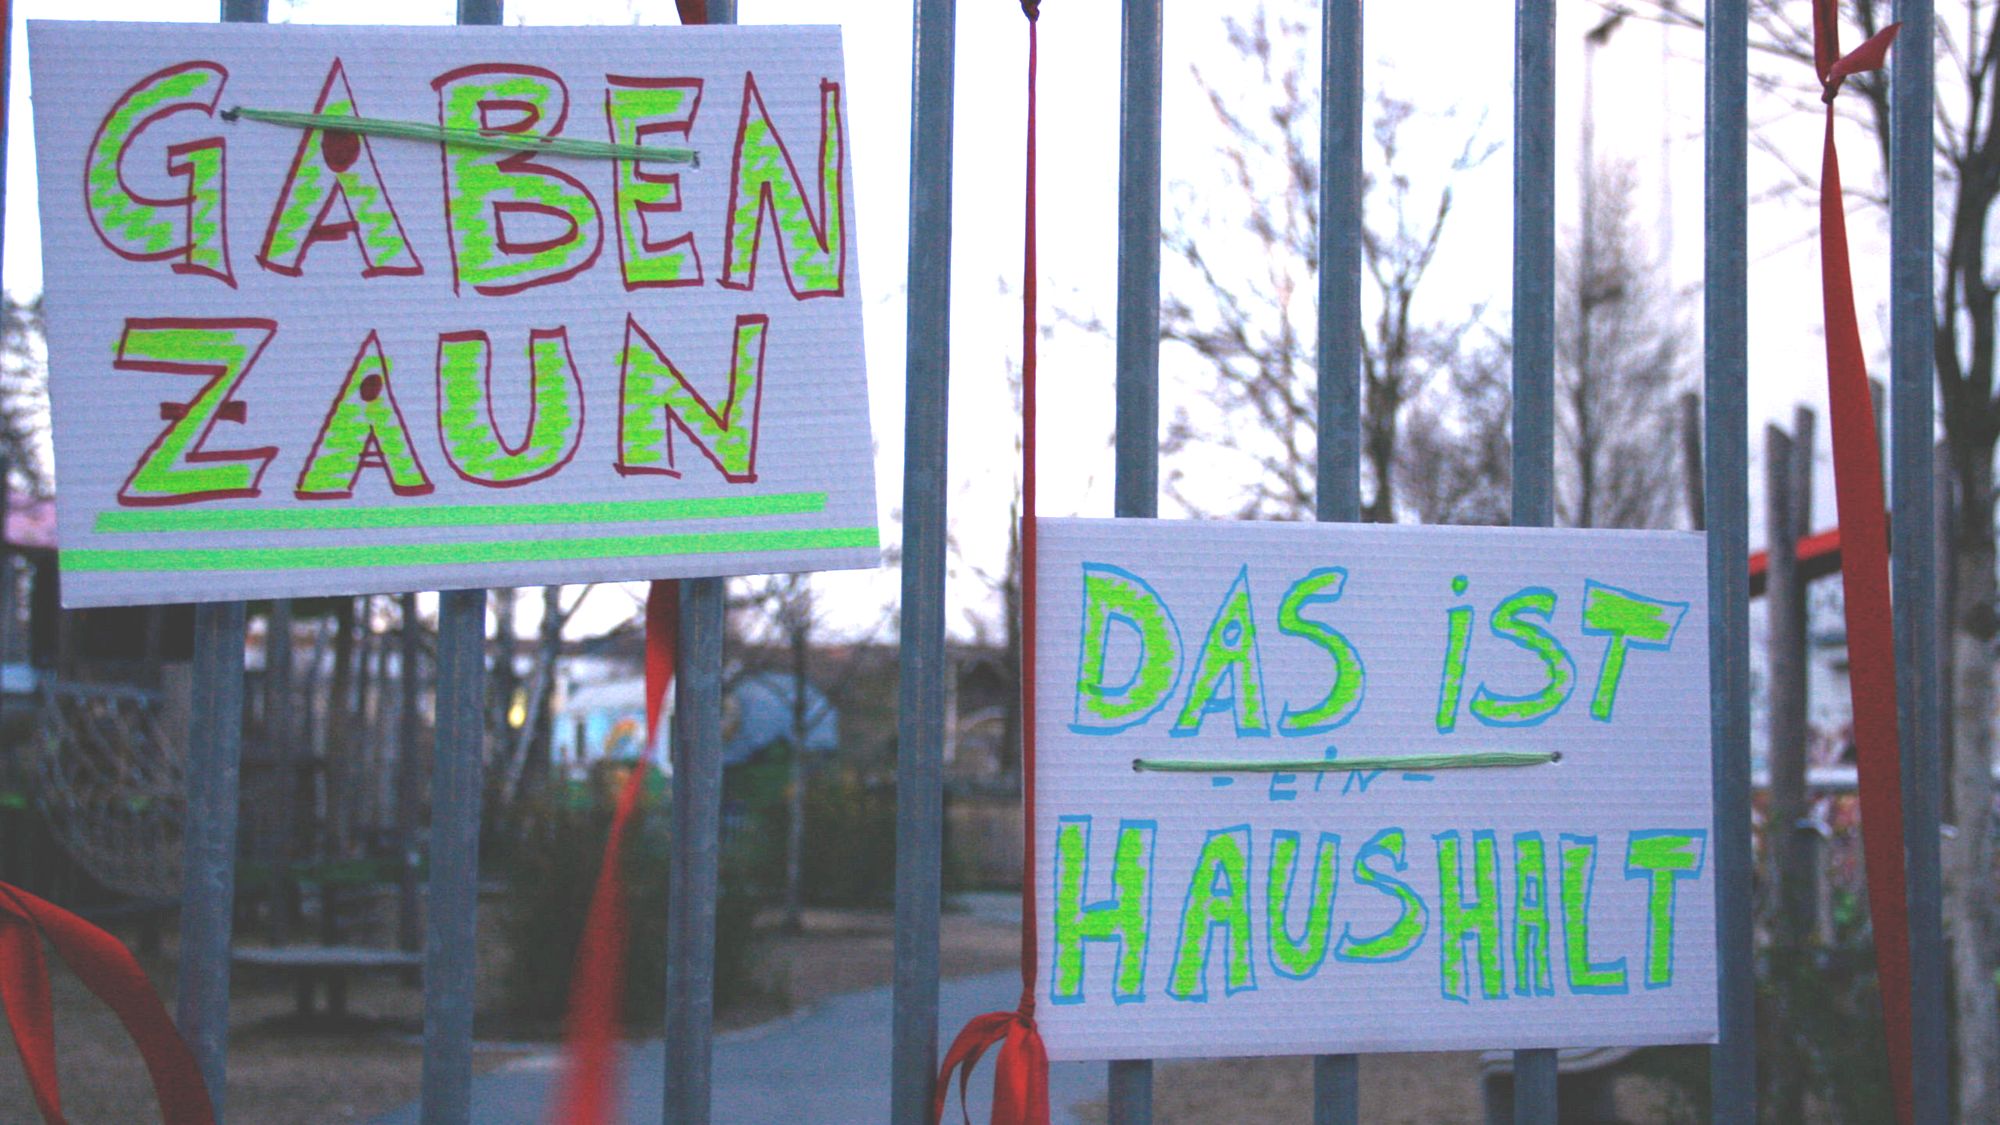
[1132,750,1561,774]
[222,106,700,166]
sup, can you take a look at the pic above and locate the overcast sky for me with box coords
[1,0,1902,641]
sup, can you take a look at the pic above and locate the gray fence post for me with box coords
[1704,1,1755,1119]
[1510,0,1558,1119]
[1888,0,1947,1120]
[890,0,957,1121]
[1312,1,1362,1122]
[419,10,501,1125]
[172,4,267,1116]
[1107,2,1161,1120]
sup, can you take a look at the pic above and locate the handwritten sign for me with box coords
[29,22,876,607]
[1034,518,1715,1059]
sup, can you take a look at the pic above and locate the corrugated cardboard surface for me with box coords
[30,22,876,606]
[1035,517,1716,1060]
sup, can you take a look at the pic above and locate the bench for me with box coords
[232,945,422,1018]
[1479,1046,1635,1124]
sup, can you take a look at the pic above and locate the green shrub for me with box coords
[501,762,759,1030]
[799,761,899,907]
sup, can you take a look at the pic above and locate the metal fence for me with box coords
[44,0,1950,1123]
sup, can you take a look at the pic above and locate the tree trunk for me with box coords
[783,608,810,933]
[1947,448,1999,1124]
[325,597,358,857]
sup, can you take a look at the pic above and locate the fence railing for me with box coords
[22,1,1947,1123]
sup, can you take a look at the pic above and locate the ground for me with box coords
[1,892,1693,1123]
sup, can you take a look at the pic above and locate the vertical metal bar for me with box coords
[1704,0,1754,1119]
[1312,2,1363,1121]
[1889,1,1946,1120]
[421,591,485,1125]
[890,0,955,1120]
[397,594,422,958]
[1510,0,1556,531]
[1510,1,1557,1119]
[663,7,733,1123]
[1107,3,1163,1120]
[171,4,265,1114]
[178,600,246,1115]
[419,0,500,1115]
[665,578,725,1125]
[1113,0,1162,523]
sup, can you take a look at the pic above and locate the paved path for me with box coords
[372,969,1102,1124]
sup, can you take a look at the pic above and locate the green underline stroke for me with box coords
[64,526,877,573]
[94,491,827,534]
[1133,751,1561,774]
[224,106,701,166]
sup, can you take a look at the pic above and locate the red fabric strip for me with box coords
[934,5,1050,1123]
[673,0,706,27]
[1811,8,1913,1122]
[546,579,679,1125]
[0,882,216,1125]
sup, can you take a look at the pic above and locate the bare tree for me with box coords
[0,296,51,497]
[1623,1,1998,1113]
[1160,5,1503,523]
[1558,160,1687,529]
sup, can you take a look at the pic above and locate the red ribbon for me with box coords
[1811,7,1913,1122]
[0,882,215,1125]
[553,4,705,1117]
[934,4,1050,1123]
[547,580,679,1125]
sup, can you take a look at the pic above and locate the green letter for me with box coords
[1051,817,1154,1004]
[1559,834,1627,994]
[87,62,232,283]
[1624,830,1707,989]
[616,314,767,481]
[1172,566,1270,737]
[1512,832,1554,997]
[115,319,278,505]
[1581,581,1688,721]
[1469,587,1576,727]
[1436,576,1472,732]
[1277,568,1366,734]
[437,329,583,486]
[1169,827,1256,999]
[1266,831,1339,979]
[606,76,702,288]
[1436,830,1505,1002]
[434,65,601,295]
[1335,828,1428,963]
[1072,564,1182,732]
[721,75,846,297]
[295,332,432,499]
[258,61,422,278]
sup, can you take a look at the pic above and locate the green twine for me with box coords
[222,106,700,166]
[1132,750,1560,774]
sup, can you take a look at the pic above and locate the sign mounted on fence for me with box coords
[1034,518,1715,1059]
[29,22,877,607]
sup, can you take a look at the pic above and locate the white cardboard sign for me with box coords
[1034,518,1715,1059]
[29,22,876,607]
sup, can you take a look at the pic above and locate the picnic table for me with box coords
[232,945,422,1018]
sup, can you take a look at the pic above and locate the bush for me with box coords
[800,761,899,907]
[501,761,759,1031]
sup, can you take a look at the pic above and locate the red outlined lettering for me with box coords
[84,62,236,287]
[256,59,425,279]
[432,64,604,297]
[719,73,847,300]
[114,317,278,507]
[603,76,705,291]
[434,327,585,489]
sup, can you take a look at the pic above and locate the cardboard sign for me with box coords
[1034,518,1715,1059]
[29,22,876,607]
